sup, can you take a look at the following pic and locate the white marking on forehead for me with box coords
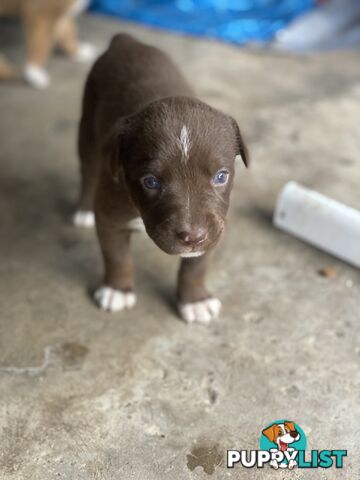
[278,424,286,435]
[179,125,191,161]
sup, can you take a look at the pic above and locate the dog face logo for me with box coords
[262,421,300,452]
[260,420,305,470]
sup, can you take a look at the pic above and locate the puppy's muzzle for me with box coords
[176,227,208,248]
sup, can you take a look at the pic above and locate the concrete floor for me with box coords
[0,14,359,480]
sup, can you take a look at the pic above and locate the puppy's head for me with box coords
[262,422,300,451]
[105,97,248,256]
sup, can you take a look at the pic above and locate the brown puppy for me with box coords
[0,0,95,88]
[74,34,248,324]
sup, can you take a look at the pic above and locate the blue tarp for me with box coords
[90,0,315,45]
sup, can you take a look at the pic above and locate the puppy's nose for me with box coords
[177,228,207,246]
[290,431,299,439]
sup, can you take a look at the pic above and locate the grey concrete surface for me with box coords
[0,13,359,480]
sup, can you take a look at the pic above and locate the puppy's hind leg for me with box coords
[73,77,99,228]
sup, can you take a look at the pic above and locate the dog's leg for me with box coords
[0,54,20,82]
[54,16,96,63]
[23,13,55,89]
[177,254,221,324]
[73,77,98,228]
[94,224,136,313]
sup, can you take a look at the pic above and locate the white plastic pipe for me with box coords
[273,182,360,268]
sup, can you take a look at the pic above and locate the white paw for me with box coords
[270,459,279,469]
[288,459,297,470]
[24,64,50,89]
[127,216,146,232]
[178,297,221,324]
[94,286,136,312]
[73,42,97,63]
[73,210,95,228]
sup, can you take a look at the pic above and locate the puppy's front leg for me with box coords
[94,223,136,313]
[54,16,96,63]
[23,13,54,88]
[177,253,221,324]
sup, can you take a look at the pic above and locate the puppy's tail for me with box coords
[0,54,21,81]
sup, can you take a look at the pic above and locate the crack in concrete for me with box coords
[0,346,52,377]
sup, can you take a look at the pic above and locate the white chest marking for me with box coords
[179,125,191,161]
[180,251,204,258]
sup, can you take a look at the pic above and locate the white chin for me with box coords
[180,251,205,258]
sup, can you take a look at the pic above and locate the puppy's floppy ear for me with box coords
[229,116,249,168]
[102,115,135,183]
[262,424,277,443]
[284,421,296,431]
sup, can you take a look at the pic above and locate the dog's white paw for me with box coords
[73,210,95,228]
[127,216,146,232]
[73,43,97,63]
[269,459,279,470]
[288,459,297,470]
[24,64,50,89]
[94,286,136,312]
[178,297,221,324]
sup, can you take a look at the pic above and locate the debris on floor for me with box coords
[318,267,336,278]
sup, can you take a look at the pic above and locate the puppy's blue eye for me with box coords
[142,175,161,190]
[212,170,229,185]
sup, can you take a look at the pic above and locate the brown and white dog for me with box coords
[74,34,248,324]
[262,421,300,469]
[0,0,95,88]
